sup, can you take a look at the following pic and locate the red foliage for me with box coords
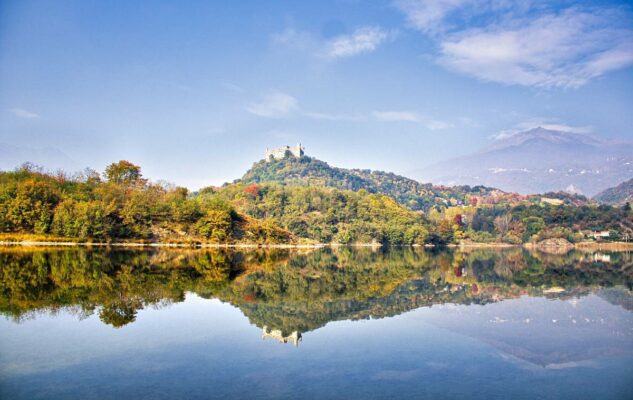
[242,294,257,303]
[453,214,463,226]
[244,184,260,197]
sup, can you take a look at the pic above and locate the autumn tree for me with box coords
[494,214,512,237]
[104,160,143,185]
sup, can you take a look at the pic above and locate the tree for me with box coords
[52,199,111,239]
[522,216,545,242]
[5,179,59,233]
[195,209,234,241]
[104,160,142,185]
[494,214,512,237]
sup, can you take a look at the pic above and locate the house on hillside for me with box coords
[591,231,610,240]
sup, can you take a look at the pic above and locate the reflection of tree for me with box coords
[99,301,140,328]
[0,247,631,331]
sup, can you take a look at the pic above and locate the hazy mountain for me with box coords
[413,127,633,196]
[594,178,633,205]
[0,143,79,172]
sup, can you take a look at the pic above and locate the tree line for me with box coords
[1,160,631,245]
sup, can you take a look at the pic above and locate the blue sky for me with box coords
[1,0,632,189]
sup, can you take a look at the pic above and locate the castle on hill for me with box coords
[265,143,304,161]
[262,326,302,346]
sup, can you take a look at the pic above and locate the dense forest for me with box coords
[0,158,631,245]
[240,156,511,211]
[0,162,292,244]
[218,182,432,245]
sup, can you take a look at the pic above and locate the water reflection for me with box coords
[1,247,632,399]
[1,247,631,336]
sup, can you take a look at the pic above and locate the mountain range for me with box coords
[412,127,633,197]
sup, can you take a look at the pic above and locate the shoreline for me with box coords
[0,240,514,249]
[0,239,630,250]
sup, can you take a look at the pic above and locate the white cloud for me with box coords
[324,26,391,59]
[272,25,392,60]
[10,108,40,119]
[395,2,633,88]
[246,92,299,118]
[441,9,633,88]
[373,110,452,130]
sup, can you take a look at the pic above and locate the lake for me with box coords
[0,247,632,399]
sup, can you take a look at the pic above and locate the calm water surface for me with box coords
[0,247,632,399]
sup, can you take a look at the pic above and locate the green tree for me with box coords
[195,209,234,241]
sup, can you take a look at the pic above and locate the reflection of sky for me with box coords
[1,294,632,399]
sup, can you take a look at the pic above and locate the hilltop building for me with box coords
[265,143,304,161]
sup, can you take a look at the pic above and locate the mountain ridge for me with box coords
[413,127,633,196]
[594,178,633,205]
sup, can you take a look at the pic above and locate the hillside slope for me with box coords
[594,178,633,205]
[218,182,433,245]
[239,156,504,212]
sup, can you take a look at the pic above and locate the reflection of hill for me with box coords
[221,248,633,335]
[597,286,633,311]
[422,294,633,367]
[0,247,631,335]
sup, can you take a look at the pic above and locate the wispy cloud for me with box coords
[324,26,392,59]
[395,2,633,88]
[272,25,393,60]
[10,108,40,119]
[302,111,362,121]
[394,0,470,34]
[247,93,451,129]
[247,91,361,121]
[246,91,299,118]
[166,82,192,92]
[271,27,315,50]
[373,110,452,130]
[221,81,245,93]
[373,111,420,122]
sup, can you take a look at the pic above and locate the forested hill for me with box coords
[239,156,502,212]
[594,178,633,205]
[1,160,630,246]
